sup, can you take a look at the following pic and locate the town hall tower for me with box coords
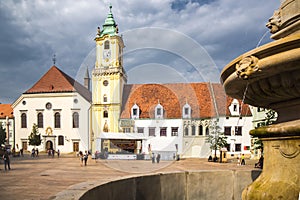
[91,5,126,151]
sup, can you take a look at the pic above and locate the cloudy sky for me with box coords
[0,0,280,104]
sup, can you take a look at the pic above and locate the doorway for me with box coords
[46,140,53,150]
[73,142,79,152]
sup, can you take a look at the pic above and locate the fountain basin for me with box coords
[221,33,300,123]
[53,170,261,200]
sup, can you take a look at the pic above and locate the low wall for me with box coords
[78,170,261,200]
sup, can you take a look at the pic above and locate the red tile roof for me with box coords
[121,82,251,119]
[25,66,91,102]
[0,104,13,119]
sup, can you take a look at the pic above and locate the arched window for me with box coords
[54,112,61,128]
[199,125,203,135]
[104,40,110,49]
[103,111,108,118]
[21,113,27,128]
[58,135,64,145]
[185,127,189,136]
[103,94,107,103]
[37,112,43,128]
[205,127,209,135]
[72,112,79,128]
[191,125,196,136]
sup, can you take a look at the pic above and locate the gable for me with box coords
[24,66,92,102]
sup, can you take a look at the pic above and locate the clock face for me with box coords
[103,50,111,59]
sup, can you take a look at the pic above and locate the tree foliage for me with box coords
[28,123,41,147]
[0,122,6,146]
[265,109,277,125]
[206,120,228,159]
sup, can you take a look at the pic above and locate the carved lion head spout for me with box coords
[266,10,281,34]
[236,56,259,80]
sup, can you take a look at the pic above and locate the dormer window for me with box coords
[229,99,240,116]
[155,103,164,119]
[182,103,191,118]
[131,103,140,119]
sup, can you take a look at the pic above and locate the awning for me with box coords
[98,132,146,140]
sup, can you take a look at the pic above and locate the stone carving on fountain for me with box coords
[220,0,300,199]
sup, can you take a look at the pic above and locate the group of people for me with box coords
[47,148,60,158]
[78,150,89,166]
[151,153,161,164]
[31,148,39,157]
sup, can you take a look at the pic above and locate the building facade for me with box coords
[0,104,14,149]
[90,6,253,159]
[12,66,91,153]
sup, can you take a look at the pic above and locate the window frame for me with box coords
[171,127,178,136]
[72,112,79,128]
[58,135,64,146]
[224,126,231,136]
[21,113,27,128]
[54,112,61,128]
[160,127,167,137]
[148,127,155,137]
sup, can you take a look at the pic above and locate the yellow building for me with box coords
[91,5,127,152]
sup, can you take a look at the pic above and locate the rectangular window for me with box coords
[160,127,167,137]
[58,135,64,145]
[224,126,231,136]
[235,143,241,152]
[184,107,189,115]
[235,126,242,135]
[171,127,178,136]
[149,127,155,136]
[137,127,144,133]
[133,108,137,116]
[123,128,131,133]
[157,108,161,115]
[233,104,237,111]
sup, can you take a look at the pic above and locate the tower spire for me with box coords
[96,4,118,38]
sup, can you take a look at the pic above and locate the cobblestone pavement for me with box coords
[0,153,259,200]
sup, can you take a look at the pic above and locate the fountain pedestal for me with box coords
[221,0,300,199]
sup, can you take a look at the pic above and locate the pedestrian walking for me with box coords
[151,153,155,164]
[57,149,60,158]
[79,151,83,166]
[241,154,246,165]
[31,148,35,158]
[35,148,39,157]
[156,153,161,164]
[3,150,11,171]
[83,151,89,166]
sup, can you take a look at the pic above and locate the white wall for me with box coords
[13,92,91,153]
[133,119,183,155]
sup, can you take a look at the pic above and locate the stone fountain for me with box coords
[221,0,300,199]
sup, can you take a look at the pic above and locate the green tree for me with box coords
[253,109,277,153]
[265,109,277,125]
[206,120,228,161]
[0,122,6,146]
[28,123,41,147]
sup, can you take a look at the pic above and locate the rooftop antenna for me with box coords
[52,54,56,65]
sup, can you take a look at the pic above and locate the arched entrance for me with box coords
[46,140,53,150]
